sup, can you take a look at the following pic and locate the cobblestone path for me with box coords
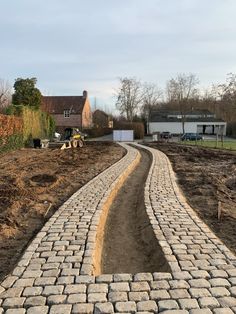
[0,143,236,313]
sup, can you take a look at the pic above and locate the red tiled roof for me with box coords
[41,96,86,114]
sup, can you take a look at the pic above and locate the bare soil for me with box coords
[101,148,170,274]
[0,142,125,281]
[146,142,236,255]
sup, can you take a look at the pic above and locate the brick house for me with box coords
[41,90,92,132]
[93,109,113,128]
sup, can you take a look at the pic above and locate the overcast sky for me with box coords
[1,0,236,111]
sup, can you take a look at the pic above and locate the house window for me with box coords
[64,109,70,118]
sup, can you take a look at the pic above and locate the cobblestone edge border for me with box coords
[135,143,236,270]
[92,147,141,275]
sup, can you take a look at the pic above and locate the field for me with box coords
[181,139,236,150]
[147,142,236,255]
[0,142,125,281]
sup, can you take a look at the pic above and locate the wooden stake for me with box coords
[44,203,52,218]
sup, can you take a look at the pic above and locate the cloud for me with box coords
[1,0,236,107]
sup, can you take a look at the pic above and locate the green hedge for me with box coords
[5,105,55,145]
[83,127,112,138]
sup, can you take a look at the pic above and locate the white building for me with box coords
[148,110,227,135]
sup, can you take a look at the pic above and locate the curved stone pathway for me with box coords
[0,143,236,313]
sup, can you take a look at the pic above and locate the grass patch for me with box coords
[180,140,236,151]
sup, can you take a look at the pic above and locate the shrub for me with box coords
[6,106,55,143]
[0,133,24,152]
[227,122,236,138]
[0,114,24,152]
[2,106,55,151]
[0,113,23,137]
[5,105,23,116]
[21,107,55,143]
[83,127,112,138]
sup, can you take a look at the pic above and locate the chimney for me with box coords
[83,90,88,98]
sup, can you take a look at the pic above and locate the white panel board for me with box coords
[113,130,134,142]
[113,130,121,141]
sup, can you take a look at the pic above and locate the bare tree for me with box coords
[0,79,12,112]
[115,77,143,122]
[197,88,217,115]
[166,73,199,133]
[142,83,163,133]
[216,73,236,122]
[142,83,162,114]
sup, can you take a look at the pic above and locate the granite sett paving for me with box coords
[0,143,236,313]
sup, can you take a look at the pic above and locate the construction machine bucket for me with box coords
[61,141,72,150]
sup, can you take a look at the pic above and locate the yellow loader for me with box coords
[60,128,84,150]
